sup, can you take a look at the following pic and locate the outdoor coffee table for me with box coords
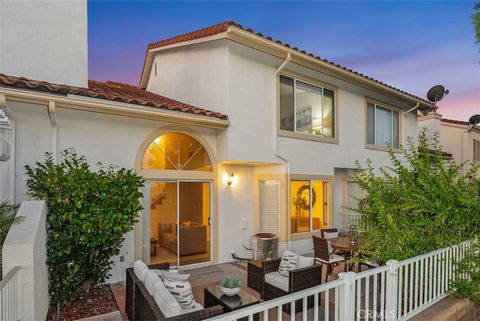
[204,283,261,321]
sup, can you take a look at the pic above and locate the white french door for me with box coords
[142,180,213,267]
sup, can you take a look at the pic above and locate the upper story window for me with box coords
[474,139,480,162]
[279,75,335,139]
[367,101,400,149]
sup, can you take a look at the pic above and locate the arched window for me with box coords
[141,132,212,171]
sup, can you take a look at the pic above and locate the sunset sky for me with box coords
[88,1,479,121]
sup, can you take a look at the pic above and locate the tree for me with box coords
[473,3,480,47]
[353,130,480,264]
[25,149,144,305]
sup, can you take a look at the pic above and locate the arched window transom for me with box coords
[141,132,212,171]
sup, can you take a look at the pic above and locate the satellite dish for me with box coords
[426,85,449,104]
[469,114,480,126]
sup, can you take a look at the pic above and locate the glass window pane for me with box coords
[142,133,212,171]
[375,106,393,147]
[367,102,375,145]
[290,180,310,233]
[295,81,323,135]
[323,89,334,137]
[280,76,294,131]
[393,111,400,148]
[311,181,328,230]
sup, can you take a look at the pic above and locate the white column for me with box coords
[385,259,399,320]
[338,271,356,321]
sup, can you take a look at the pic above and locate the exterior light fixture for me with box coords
[227,173,235,186]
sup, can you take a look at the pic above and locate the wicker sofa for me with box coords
[247,257,322,314]
[126,262,223,321]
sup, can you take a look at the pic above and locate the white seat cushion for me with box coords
[133,260,148,282]
[316,253,345,264]
[145,270,162,295]
[153,282,183,318]
[180,302,204,314]
[265,271,289,292]
[278,250,299,277]
[297,255,315,269]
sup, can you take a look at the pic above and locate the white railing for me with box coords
[0,266,21,321]
[341,212,364,229]
[208,241,471,321]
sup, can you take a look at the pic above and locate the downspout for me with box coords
[0,94,16,202]
[47,100,58,163]
[273,53,291,250]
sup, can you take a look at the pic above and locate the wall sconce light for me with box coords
[224,173,237,186]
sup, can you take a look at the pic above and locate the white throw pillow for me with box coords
[133,260,148,282]
[278,250,299,277]
[145,270,162,295]
[153,282,183,317]
[297,256,315,269]
[156,270,190,282]
[163,278,197,309]
[323,231,339,239]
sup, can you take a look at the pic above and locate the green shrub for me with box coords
[450,241,480,304]
[354,130,480,264]
[25,149,144,304]
[0,202,23,277]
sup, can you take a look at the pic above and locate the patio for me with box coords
[108,260,351,321]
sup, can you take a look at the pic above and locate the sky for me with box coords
[88,1,480,121]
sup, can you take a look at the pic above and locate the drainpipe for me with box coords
[47,100,58,163]
[0,94,16,202]
[273,53,291,250]
[404,102,420,115]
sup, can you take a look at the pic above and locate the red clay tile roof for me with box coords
[0,73,228,120]
[441,118,470,126]
[144,21,433,106]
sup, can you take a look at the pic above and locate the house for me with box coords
[418,112,480,174]
[0,1,436,283]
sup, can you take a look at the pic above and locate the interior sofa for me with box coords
[159,221,207,256]
[126,262,223,321]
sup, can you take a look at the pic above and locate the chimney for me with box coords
[418,111,443,143]
[0,0,88,87]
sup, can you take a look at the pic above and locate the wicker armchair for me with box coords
[247,258,322,314]
[313,236,346,283]
[126,262,223,321]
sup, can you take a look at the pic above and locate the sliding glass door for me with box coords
[144,181,212,267]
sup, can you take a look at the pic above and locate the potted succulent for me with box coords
[220,278,242,296]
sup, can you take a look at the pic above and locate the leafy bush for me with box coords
[354,130,480,264]
[450,242,480,304]
[25,149,144,304]
[0,202,23,277]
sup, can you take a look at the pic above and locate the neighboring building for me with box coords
[418,112,480,174]
[0,2,436,282]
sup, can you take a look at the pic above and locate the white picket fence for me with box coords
[341,212,364,229]
[0,266,21,321]
[208,241,471,321]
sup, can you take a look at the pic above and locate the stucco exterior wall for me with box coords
[440,123,480,173]
[7,100,219,282]
[0,0,88,87]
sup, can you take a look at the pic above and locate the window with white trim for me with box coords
[279,75,335,138]
[367,102,400,148]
